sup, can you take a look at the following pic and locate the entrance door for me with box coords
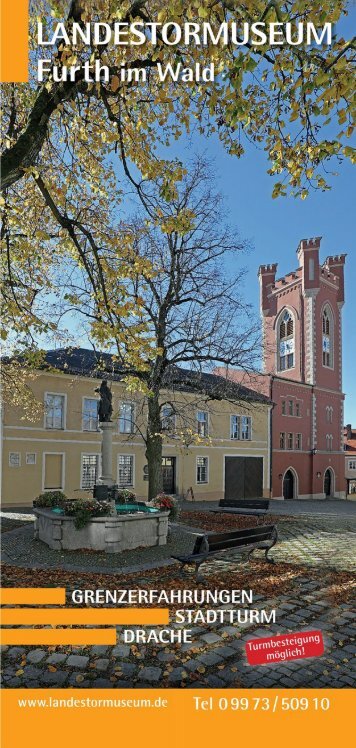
[224,457,263,500]
[283,470,294,500]
[162,457,176,494]
[324,469,332,497]
[44,453,64,490]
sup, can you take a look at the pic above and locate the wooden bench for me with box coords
[210,499,269,521]
[172,524,278,582]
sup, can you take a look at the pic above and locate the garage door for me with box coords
[224,457,263,500]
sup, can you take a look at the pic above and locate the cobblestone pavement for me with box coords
[1,569,355,689]
[1,512,355,689]
[1,513,355,573]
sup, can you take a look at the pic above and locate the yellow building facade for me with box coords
[1,350,272,506]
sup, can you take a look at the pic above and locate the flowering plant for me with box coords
[116,489,137,504]
[33,491,67,508]
[63,499,111,529]
[151,493,179,520]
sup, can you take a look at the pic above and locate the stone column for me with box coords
[98,421,115,486]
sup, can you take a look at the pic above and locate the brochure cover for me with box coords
[0,2,355,746]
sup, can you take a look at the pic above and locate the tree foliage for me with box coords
[1,0,354,413]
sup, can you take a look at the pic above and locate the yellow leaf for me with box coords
[15,669,24,676]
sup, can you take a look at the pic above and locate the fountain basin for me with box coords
[33,507,169,553]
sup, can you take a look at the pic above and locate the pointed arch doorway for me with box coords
[324,468,334,497]
[283,469,295,500]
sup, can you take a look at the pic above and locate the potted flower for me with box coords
[151,493,179,521]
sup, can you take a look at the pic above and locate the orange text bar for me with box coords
[0,628,117,646]
[0,588,66,606]
[1,608,169,626]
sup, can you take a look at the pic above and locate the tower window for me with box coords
[322,307,334,368]
[278,310,295,371]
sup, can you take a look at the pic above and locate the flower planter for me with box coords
[33,508,169,553]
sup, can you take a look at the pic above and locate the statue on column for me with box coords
[95,380,113,422]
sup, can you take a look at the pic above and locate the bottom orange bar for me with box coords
[0,629,116,646]
[1,690,353,748]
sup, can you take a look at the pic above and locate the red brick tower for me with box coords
[258,238,346,499]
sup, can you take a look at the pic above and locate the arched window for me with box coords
[322,306,334,367]
[278,310,295,371]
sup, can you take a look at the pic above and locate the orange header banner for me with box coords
[0,0,29,82]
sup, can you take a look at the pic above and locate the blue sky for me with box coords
[52,6,355,422]
[171,132,355,423]
[165,5,356,423]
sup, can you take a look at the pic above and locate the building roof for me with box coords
[36,347,271,405]
[344,426,356,454]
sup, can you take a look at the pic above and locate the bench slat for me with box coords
[219,499,269,509]
[205,525,275,544]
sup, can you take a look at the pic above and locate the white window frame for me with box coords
[280,432,286,450]
[80,453,100,490]
[295,433,302,450]
[277,308,295,373]
[196,456,209,484]
[26,453,37,465]
[44,392,67,430]
[161,404,176,432]
[322,305,334,370]
[230,414,240,440]
[287,433,293,450]
[82,396,99,432]
[196,411,209,438]
[42,452,65,491]
[9,452,21,467]
[118,454,135,487]
[119,401,135,434]
[348,459,356,470]
[240,416,252,441]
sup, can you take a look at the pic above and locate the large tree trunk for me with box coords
[146,391,163,500]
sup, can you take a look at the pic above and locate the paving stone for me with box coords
[218,668,240,684]
[94,658,110,672]
[168,667,188,683]
[91,646,110,656]
[112,645,131,658]
[137,667,162,683]
[200,633,222,644]
[41,670,69,685]
[7,647,26,659]
[22,666,45,680]
[212,645,237,659]
[92,678,112,687]
[157,652,175,662]
[197,652,224,667]
[66,654,89,669]
[206,674,226,687]
[46,653,67,665]
[183,659,202,673]
[26,649,46,664]
[114,663,137,677]
[220,626,239,636]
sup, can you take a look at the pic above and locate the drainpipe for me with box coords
[269,377,274,499]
